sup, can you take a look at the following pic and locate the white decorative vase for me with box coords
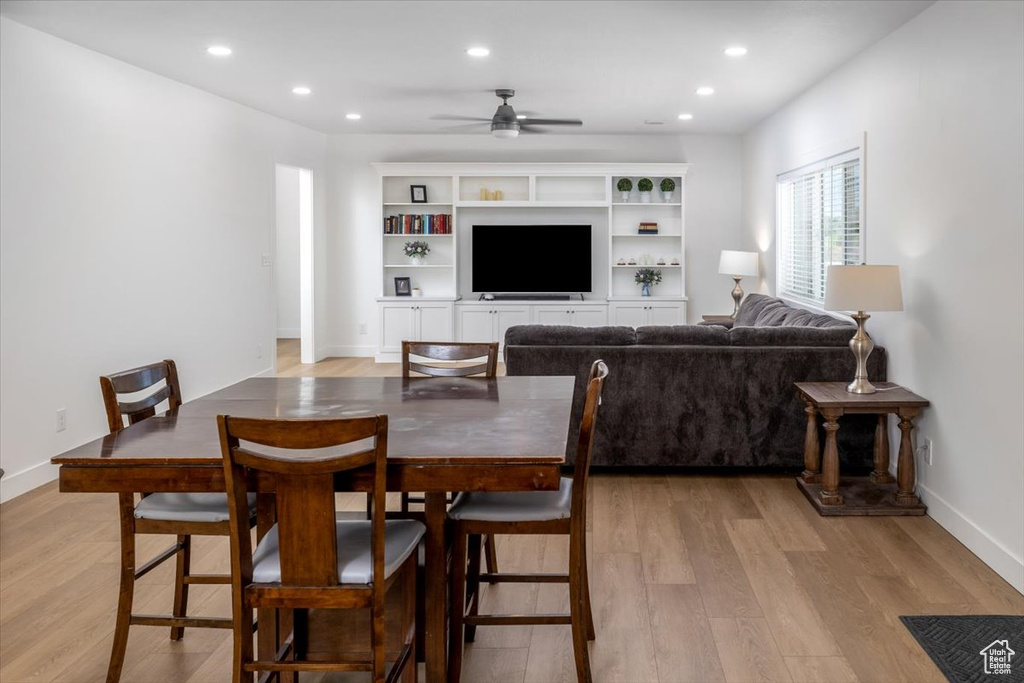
[639,192,651,203]
[411,257,423,266]
[662,191,674,202]
[620,191,631,203]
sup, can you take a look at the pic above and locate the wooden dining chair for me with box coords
[400,340,500,575]
[446,360,608,683]
[100,359,256,683]
[218,414,423,683]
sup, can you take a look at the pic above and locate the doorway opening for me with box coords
[274,165,314,370]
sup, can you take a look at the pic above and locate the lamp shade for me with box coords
[718,250,759,277]
[824,265,903,312]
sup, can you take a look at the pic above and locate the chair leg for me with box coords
[484,534,499,576]
[569,534,593,683]
[464,534,482,643]
[232,602,254,683]
[580,536,595,641]
[170,534,191,640]
[107,494,136,683]
[447,530,468,683]
[372,597,386,683]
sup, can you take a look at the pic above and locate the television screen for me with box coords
[472,225,592,293]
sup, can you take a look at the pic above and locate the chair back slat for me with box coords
[570,360,608,521]
[100,359,182,434]
[402,341,498,378]
[218,415,389,591]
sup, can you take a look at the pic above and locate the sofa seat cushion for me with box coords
[730,326,856,347]
[135,492,256,523]
[448,477,573,522]
[636,325,731,345]
[504,325,636,346]
[252,517,425,584]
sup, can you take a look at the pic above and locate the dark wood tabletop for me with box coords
[52,376,575,467]
[795,382,930,410]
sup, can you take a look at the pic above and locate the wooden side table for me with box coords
[795,381,929,516]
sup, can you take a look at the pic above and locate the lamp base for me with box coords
[730,277,744,318]
[846,312,876,394]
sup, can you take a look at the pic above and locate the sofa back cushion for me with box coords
[734,293,786,326]
[636,325,730,346]
[730,326,856,347]
[735,293,855,329]
[503,325,637,346]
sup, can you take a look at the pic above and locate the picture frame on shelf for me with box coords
[410,185,427,203]
[394,276,412,296]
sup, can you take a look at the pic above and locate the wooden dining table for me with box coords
[51,375,576,683]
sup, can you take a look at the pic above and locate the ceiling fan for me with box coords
[434,89,583,138]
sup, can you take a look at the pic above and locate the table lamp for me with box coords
[824,264,903,394]
[718,250,760,318]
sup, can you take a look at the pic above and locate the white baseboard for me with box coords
[0,460,59,504]
[276,329,301,339]
[321,345,376,358]
[917,482,1024,594]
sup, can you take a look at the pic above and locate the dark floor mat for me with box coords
[901,615,1024,683]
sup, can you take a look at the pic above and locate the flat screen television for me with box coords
[472,224,592,293]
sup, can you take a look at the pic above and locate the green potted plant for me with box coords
[616,177,633,202]
[637,177,654,203]
[634,267,662,297]
[660,177,676,202]
[404,240,430,264]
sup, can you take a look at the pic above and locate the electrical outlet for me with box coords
[917,438,933,465]
[358,322,368,335]
[261,253,272,267]
[56,408,67,432]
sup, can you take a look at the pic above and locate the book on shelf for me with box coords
[383,213,453,235]
[638,221,659,235]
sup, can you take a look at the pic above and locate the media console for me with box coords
[373,162,690,362]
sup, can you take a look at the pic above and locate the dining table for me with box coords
[51,374,576,683]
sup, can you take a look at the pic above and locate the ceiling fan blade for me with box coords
[518,118,583,126]
[431,115,493,122]
[518,125,550,134]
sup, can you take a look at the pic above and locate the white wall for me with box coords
[325,134,743,355]
[0,18,328,501]
[275,166,301,338]
[742,1,1024,590]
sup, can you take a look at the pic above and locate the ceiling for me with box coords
[0,0,933,135]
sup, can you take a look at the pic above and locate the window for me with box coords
[776,149,862,307]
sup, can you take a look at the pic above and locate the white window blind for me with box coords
[776,149,862,307]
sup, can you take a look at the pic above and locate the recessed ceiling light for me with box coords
[206,45,232,57]
[292,86,311,95]
[678,113,694,120]
[696,86,715,96]
[724,46,748,57]
[345,113,362,120]
[516,115,526,120]
[466,47,490,57]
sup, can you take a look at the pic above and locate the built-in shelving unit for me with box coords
[373,163,689,361]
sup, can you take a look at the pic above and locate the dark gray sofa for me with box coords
[504,294,886,469]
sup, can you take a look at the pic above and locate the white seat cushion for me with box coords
[251,517,425,585]
[134,493,256,523]
[448,477,573,522]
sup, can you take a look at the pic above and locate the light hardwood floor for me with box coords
[0,340,1020,683]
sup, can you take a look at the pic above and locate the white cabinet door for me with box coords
[533,306,574,326]
[648,303,686,326]
[417,303,454,342]
[609,303,648,327]
[457,306,496,343]
[572,306,609,327]
[380,304,415,353]
[494,307,531,346]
